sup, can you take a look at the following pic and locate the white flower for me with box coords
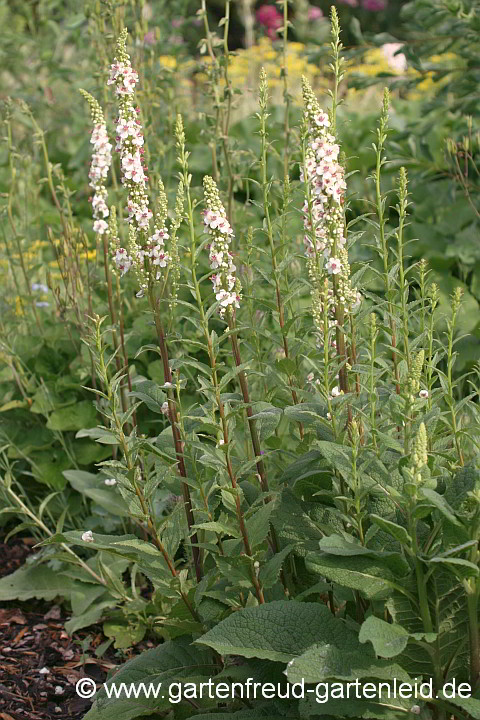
[39,667,50,675]
[32,283,49,293]
[81,530,94,543]
[326,412,332,420]
[382,43,407,73]
[114,248,132,276]
[325,257,342,275]
[54,686,64,695]
[314,111,330,128]
[104,478,117,486]
[330,386,342,398]
[410,706,421,716]
[163,381,172,388]
[419,390,429,399]
[93,219,108,235]
[307,372,315,383]
[161,401,169,415]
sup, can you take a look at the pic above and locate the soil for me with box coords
[0,536,150,720]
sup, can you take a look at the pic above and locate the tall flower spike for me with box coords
[79,90,112,236]
[109,29,151,288]
[203,176,241,318]
[301,76,360,346]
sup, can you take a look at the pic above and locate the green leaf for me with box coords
[245,501,275,548]
[84,638,215,720]
[445,460,480,510]
[63,470,129,517]
[306,553,397,599]
[271,489,323,556]
[299,687,414,718]
[47,401,97,431]
[369,515,411,545]
[129,380,166,413]
[419,488,461,526]
[359,616,409,658]
[259,544,295,589]
[249,402,282,441]
[197,601,350,663]
[287,643,410,684]
[318,535,409,576]
[0,565,76,602]
[439,693,480,720]
[103,618,146,649]
[65,601,112,635]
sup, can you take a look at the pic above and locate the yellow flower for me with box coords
[158,55,177,70]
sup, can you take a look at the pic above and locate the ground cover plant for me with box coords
[0,1,479,719]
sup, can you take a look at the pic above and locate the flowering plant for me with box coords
[1,6,479,720]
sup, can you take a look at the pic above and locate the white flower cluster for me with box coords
[301,77,361,347]
[144,225,171,280]
[89,123,112,235]
[300,105,347,264]
[113,247,132,276]
[108,31,152,285]
[80,90,113,237]
[202,176,241,317]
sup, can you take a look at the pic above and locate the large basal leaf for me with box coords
[84,637,215,720]
[386,568,470,683]
[299,687,414,719]
[197,601,361,664]
[287,643,410,685]
[0,564,77,602]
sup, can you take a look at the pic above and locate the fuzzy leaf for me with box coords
[306,553,397,599]
[0,565,77,602]
[197,601,352,662]
[359,616,409,658]
[84,637,215,720]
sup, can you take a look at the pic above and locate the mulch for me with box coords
[0,536,151,720]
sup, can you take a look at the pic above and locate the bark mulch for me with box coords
[0,536,150,720]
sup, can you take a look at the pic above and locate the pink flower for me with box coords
[256,4,283,32]
[308,6,323,20]
[362,0,387,10]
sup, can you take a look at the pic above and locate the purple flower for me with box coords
[171,17,183,28]
[256,4,283,35]
[143,30,155,46]
[308,5,323,20]
[362,0,387,10]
